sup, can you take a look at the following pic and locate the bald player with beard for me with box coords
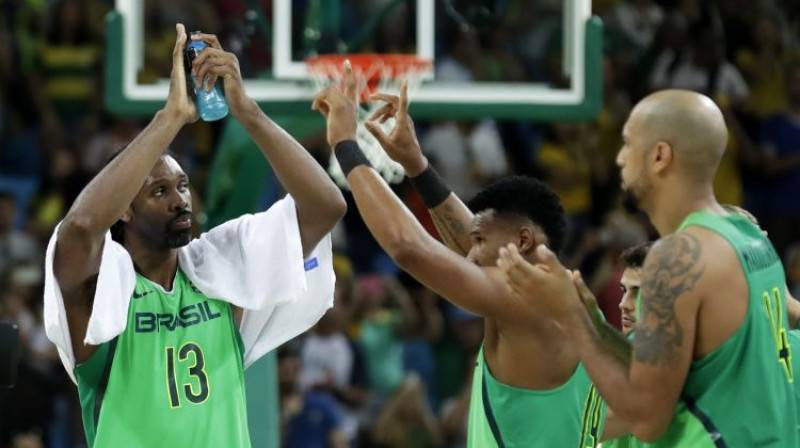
[498,90,798,446]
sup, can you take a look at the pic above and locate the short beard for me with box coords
[621,188,641,215]
[165,229,192,248]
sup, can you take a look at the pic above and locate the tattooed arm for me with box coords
[426,194,474,256]
[365,89,474,256]
[568,234,703,440]
[574,232,704,441]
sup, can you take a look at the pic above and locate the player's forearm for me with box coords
[235,100,346,249]
[346,165,431,260]
[428,195,474,256]
[601,409,632,442]
[569,309,647,422]
[407,164,474,256]
[63,109,184,235]
[583,300,632,365]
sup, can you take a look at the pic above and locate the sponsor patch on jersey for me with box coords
[304,257,319,272]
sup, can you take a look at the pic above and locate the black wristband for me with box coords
[334,140,371,177]
[409,164,452,208]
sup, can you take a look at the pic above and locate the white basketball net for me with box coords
[308,55,430,189]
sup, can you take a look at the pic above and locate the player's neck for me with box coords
[125,239,180,291]
[650,182,720,236]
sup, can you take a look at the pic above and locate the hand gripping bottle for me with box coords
[184,32,229,121]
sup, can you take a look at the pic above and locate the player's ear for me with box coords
[517,226,535,255]
[652,141,673,175]
[120,207,132,224]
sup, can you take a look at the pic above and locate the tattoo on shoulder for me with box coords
[635,233,705,365]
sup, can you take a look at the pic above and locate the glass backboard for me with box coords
[105,0,602,120]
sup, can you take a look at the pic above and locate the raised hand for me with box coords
[311,61,358,148]
[497,243,583,321]
[365,81,428,177]
[165,24,198,124]
[188,32,249,114]
[571,270,604,322]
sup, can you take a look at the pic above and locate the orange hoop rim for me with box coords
[306,53,432,82]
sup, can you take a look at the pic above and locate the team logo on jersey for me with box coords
[133,290,155,299]
[134,300,222,333]
[188,281,202,294]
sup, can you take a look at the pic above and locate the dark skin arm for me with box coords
[54,24,197,364]
[311,65,531,322]
[191,33,345,256]
[498,233,703,442]
[366,87,474,256]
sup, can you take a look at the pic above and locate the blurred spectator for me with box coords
[401,282,444,407]
[28,145,86,241]
[300,308,354,393]
[352,275,419,397]
[752,60,800,258]
[438,357,473,448]
[435,29,482,82]
[372,374,444,448]
[581,211,648,329]
[605,0,664,50]
[11,432,45,448]
[421,121,509,201]
[786,244,800,299]
[81,117,141,175]
[434,306,482,410]
[279,345,348,448]
[735,9,791,119]
[477,23,526,82]
[0,193,40,276]
[34,0,105,140]
[299,305,367,443]
[649,26,749,106]
[537,123,600,260]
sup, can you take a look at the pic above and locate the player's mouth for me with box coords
[622,315,636,328]
[169,213,193,230]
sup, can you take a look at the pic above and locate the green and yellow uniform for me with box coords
[467,346,605,447]
[613,212,797,447]
[75,270,250,447]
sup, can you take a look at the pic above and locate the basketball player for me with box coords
[498,90,798,446]
[312,68,604,447]
[617,243,651,337]
[44,25,345,447]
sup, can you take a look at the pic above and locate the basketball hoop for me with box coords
[308,54,432,188]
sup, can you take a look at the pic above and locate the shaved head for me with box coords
[628,90,728,183]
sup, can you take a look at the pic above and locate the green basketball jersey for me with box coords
[643,211,797,447]
[789,330,800,439]
[467,346,605,447]
[74,270,251,447]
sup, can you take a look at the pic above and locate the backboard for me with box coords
[105,0,602,120]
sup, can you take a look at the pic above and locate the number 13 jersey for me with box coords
[75,269,250,448]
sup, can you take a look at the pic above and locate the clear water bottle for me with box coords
[184,32,229,121]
